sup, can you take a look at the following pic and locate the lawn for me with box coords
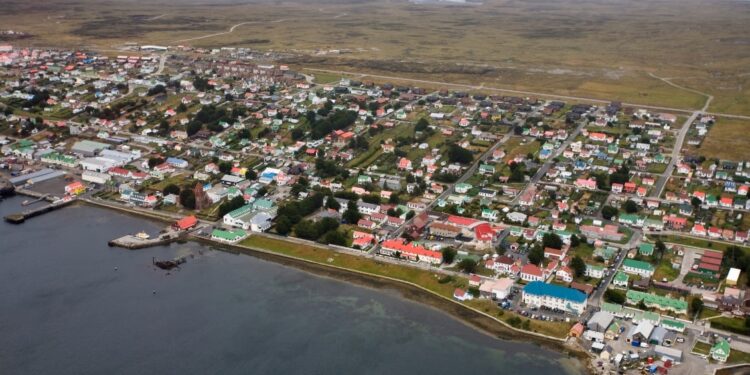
[711,316,750,335]
[699,118,750,161]
[240,235,463,297]
[692,341,712,356]
[728,349,750,365]
[648,234,750,253]
[699,307,722,320]
[653,257,680,282]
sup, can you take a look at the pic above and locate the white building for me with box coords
[522,281,587,316]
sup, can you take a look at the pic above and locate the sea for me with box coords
[0,195,584,374]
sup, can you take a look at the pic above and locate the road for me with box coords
[511,119,587,205]
[305,68,750,121]
[388,130,513,240]
[649,109,704,198]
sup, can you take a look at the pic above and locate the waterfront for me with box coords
[0,197,584,375]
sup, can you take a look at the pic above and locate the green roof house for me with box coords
[710,339,730,362]
[613,271,629,288]
[639,243,654,256]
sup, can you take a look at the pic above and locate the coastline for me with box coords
[70,198,592,372]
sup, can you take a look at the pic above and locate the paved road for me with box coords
[649,110,701,198]
[511,120,587,205]
[388,131,513,240]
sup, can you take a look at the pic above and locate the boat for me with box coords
[135,231,150,240]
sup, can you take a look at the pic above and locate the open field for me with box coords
[2,0,749,115]
[696,117,750,161]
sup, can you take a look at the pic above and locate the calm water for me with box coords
[0,196,583,375]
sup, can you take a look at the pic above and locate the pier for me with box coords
[4,197,76,224]
[108,231,185,250]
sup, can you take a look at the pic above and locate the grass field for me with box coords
[711,316,750,336]
[692,340,712,356]
[696,117,750,161]
[648,234,750,253]
[3,0,749,115]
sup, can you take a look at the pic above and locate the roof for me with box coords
[523,281,586,303]
[623,259,655,271]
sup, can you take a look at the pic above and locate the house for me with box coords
[397,157,412,170]
[622,259,655,277]
[210,228,248,243]
[556,267,574,282]
[710,339,731,363]
[380,239,442,265]
[520,264,544,282]
[627,321,654,343]
[639,243,655,256]
[626,290,687,314]
[587,311,614,332]
[64,181,86,196]
[522,281,587,316]
[478,278,514,299]
[586,264,605,279]
[173,215,198,231]
[612,271,629,288]
[453,288,473,302]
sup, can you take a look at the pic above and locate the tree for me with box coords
[528,245,544,265]
[148,157,164,169]
[218,161,232,174]
[342,200,362,224]
[179,189,196,209]
[624,199,639,213]
[457,258,478,273]
[415,117,429,132]
[542,232,563,250]
[690,297,704,316]
[442,247,457,264]
[691,197,702,208]
[325,196,341,210]
[495,244,506,256]
[218,195,246,217]
[162,184,180,196]
[294,219,319,240]
[447,144,473,164]
[570,234,580,248]
[570,256,586,278]
[655,240,667,260]
[604,289,626,304]
[601,205,618,220]
[245,169,257,180]
[275,216,293,235]
[322,230,347,246]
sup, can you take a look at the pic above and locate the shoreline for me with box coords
[32,197,593,373]
[196,236,593,373]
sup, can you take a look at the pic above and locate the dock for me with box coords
[4,197,76,224]
[108,231,185,250]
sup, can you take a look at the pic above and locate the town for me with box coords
[2,44,750,374]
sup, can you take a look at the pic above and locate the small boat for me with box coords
[135,231,150,240]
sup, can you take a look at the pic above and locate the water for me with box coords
[0,196,583,375]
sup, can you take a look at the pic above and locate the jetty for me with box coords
[4,197,76,224]
[108,231,185,250]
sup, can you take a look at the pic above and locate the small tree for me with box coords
[542,232,563,250]
[624,200,639,213]
[601,205,618,220]
[570,234,580,248]
[570,255,586,278]
[457,258,478,274]
[342,200,362,224]
[162,183,180,196]
[528,244,544,265]
[690,297,704,317]
[442,247,457,264]
[655,240,667,260]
